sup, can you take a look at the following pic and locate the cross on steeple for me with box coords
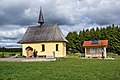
[38,7,44,25]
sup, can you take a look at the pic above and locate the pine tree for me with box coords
[66,24,120,55]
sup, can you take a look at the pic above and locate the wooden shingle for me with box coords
[18,24,67,43]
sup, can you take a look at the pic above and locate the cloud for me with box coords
[80,0,120,25]
[0,25,26,37]
[0,0,119,26]
[0,25,26,47]
[0,43,21,48]
[0,0,82,26]
[0,0,120,47]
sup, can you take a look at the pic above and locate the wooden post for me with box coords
[101,47,104,59]
[53,51,55,58]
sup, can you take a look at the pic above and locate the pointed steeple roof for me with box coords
[18,7,68,44]
[38,7,44,25]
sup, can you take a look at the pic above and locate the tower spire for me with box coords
[38,7,44,25]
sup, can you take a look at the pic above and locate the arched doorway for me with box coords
[26,46,33,57]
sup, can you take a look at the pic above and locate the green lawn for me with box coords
[0,52,21,54]
[0,55,120,80]
[0,52,21,58]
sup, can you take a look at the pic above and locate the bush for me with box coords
[81,53,85,57]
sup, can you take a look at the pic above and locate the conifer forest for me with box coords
[66,24,120,55]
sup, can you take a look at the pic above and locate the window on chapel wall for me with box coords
[56,44,59,51]
[42,44,45,51]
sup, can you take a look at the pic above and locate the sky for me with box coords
[0,0,120,48]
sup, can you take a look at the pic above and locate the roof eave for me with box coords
[83,45,108,47]
[18,41,67,44]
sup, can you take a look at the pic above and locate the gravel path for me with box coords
[0,57,56,62]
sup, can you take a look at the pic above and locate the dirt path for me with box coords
[0,57,56,62]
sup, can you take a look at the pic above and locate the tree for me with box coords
[66,24,120,55]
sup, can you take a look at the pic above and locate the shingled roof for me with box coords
[18,24,67,43]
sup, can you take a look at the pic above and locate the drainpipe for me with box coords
[53,51,55,58]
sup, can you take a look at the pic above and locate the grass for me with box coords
[0,54,120,80]
[0,52,21,58]
[0,52,21,54]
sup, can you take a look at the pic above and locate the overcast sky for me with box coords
[0,0,120,48]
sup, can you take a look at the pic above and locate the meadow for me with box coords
[0,54,120,80]
[0,52,21,58]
